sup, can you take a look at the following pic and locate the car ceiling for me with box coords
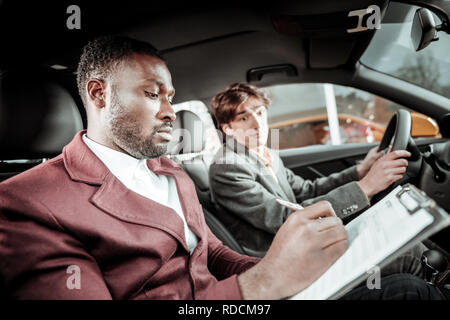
[1,0,395,103]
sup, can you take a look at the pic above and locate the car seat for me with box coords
[168,109,247,255]
[0,70,83,181]
[0,70,83,298]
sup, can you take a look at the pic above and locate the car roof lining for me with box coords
[0,0,387,79]
[3,0,447,127]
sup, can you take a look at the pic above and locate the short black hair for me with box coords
[76,35,165,105]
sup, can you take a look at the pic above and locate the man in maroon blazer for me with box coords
[0,36,444,300]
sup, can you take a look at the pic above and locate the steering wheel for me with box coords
[370,110,423,204]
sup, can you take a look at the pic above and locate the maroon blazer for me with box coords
[0,131,260,299]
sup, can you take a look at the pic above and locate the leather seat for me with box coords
[0,70,83,181]
[168,110,247,255]
[168,110,213,209]
[0,70,83,298]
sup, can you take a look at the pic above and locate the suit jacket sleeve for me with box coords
[0,193,112,299]
[196,227,261,300]
[210,162,294,234]
[285,165,370,219]
[207,227,260,278]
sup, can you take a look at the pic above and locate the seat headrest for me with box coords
[0,72,83,159]
[168,110,205,155]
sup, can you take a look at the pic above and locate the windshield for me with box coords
[360,2,450,99]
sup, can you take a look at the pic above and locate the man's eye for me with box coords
[240,117,247,121]
[145,91,159,99]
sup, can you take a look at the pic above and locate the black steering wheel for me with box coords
[370,110,423,204]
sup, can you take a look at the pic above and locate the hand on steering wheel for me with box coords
[357,148,411,198]
[368,110,423,204]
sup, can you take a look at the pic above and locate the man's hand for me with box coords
[357,149,411,198]
[237,201,348,300]
[356,146,384,179]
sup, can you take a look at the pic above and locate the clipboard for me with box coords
[289,183,450,300]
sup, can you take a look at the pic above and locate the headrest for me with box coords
[0,72,83,159]
[167,110,205,155]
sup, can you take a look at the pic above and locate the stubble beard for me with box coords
[105,89,169,159]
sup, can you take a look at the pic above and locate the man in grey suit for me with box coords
[209,83,425,277]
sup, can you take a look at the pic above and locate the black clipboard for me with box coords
[328,183,450,300]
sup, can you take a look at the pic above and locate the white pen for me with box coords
[276,199,324,219]
[276,198,304,211]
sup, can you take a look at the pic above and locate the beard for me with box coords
[105,88,172,159]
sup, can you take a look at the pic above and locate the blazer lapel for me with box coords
[224,138,292,200]
[63,130,190,253]
[270,151,297,202]
[146,157,206,242]
[90,170,189,252]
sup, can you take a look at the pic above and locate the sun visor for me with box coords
[270,1,389,69]
[308,37,356,68]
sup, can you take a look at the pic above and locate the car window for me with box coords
[360,2,450,99]
[265,83,441,150]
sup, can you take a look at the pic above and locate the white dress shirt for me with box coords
[82,134,199,254]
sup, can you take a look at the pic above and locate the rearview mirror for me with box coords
[411,8,439,51]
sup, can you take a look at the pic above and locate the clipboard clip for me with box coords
[395,184,435,215]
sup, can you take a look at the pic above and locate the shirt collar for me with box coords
[250,145,273,167]
[82,134,146,181]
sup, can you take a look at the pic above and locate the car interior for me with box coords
[1,0,450,286]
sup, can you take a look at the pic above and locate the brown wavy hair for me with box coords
[210,82,270,134]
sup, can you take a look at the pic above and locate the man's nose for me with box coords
[250,114,261,130]
[157,98,176,122]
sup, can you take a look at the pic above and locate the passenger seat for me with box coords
[168,109,247,255]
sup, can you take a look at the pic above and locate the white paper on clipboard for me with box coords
[289,184,450,300]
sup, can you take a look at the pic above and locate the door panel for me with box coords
[279,138,448,178]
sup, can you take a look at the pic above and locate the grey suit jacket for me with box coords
[209,139,370,256]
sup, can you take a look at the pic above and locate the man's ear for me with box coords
[222,123,233,136]
[86,78,106,109]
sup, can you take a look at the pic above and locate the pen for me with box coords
[276,198,304,211]
[276,199,324,219]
